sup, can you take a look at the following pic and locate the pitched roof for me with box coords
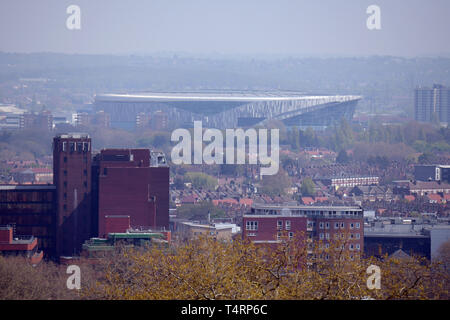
[301,197,314,205]
[389,249,411,260]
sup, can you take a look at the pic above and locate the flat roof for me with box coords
[364,232,429,238]
[251,204,362,211]
[0,185,56,191]
[96,93,362,103]
[55,133,90,139]
[180,221,233,230]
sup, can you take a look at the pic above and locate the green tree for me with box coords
[336,150,350,164]
[185,172,217,190]
[300,177,315,196]
[259,170,292,197]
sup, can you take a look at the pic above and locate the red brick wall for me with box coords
[104,216,131,235]
[314,218,364,252]
[53,136,92,257]
[98,167,156,238]
[243,215,364,253]
[242,216,307,241]
[0,228,12,244]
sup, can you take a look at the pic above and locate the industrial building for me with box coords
[414,164,450,184]
[0,185,57,258]
[91,148,169,238]
[0,133,169,261]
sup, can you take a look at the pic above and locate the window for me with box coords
[350,233,354,239]
[325,233,330,240]
[70,142,75,152]
[350,244,354,251]
[325,243,330,249]
[340,222,345,229]
[277,220,283,230]
[277,232,282,240]
[334,233,339,240]
[325,222,330,229]
[356,244,361,250]
[64,156,67,163]
[350,223,354,229]
[356,222,360,229]
[289,232,294,239]
[319,222,324,229]
[285,220,291,231]
[62,142,67,152]
[246,221,258,231]
[319,233,324,240]
[356,233,360,239]
[334,222,339,229]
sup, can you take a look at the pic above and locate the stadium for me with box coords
[94,92,361,130]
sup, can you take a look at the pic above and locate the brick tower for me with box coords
[53,133,92,257]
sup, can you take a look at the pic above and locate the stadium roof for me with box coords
[96,92,362,102]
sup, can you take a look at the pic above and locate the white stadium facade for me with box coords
[94,92,361,130]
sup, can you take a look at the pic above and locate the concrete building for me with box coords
[415,84,450,125]
[316,176,379,188]
[414,164,450,184]
[364,224,431,260]
[177,221,236,242]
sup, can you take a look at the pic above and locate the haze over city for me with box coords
[0,0,449,305]
[1,0,450,57]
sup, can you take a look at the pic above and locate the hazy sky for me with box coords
[1,0,450,57]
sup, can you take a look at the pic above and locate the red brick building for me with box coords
[0,185,57,258]
[0,225,43,264]
[92,149,169,238]
[243,205,364,254]
[53,134,92,257]
[1,134,170,261]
